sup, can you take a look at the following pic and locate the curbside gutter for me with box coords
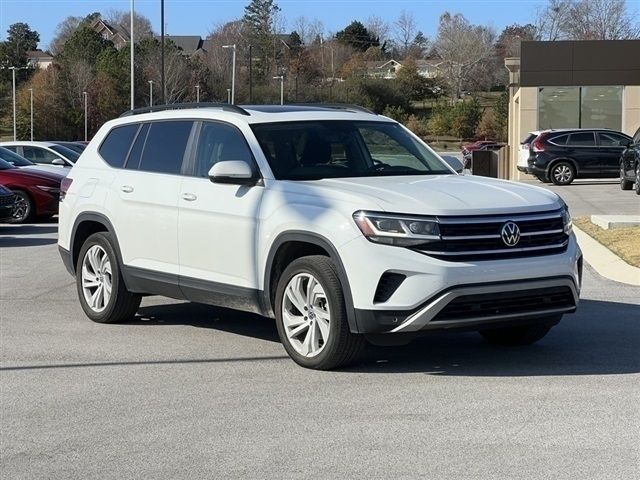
[573,226,640,286]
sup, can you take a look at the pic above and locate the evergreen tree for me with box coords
[336,21,380,52]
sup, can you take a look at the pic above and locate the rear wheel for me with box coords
[550,162,575,185]
[8,190,34,224]
[76,232,141,323]
[275,255,364,370]
[620,164,633,190]
[479,315,561,346]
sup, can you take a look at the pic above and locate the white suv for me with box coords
[58,104,582,370]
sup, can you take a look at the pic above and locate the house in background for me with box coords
[505,40,640,179]
[160,36,206,56]
[26,50,53,69]
[91,18,129,49]
[365,58,444,80]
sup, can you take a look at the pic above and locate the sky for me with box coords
[0,0,548,49]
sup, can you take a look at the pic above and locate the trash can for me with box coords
[471,150,499,178]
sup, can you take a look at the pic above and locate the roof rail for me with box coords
[119,102,250,118]
[288,103,376,115]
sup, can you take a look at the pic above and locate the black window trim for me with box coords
[98,119,198,177]
[183,119,262,180]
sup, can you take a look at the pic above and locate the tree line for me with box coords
[1,0,638,141]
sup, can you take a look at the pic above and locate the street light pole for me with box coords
[10,67,16,140]
[148,80,154,106]
[130,0,135,109]
[222,44,236,104]
[29,88,33,141]
[83,91,88,141]
[227,88,231,104]
[273,76,284,105]
[195,84,200,103]
[248,44,253,103]
[160,0,165,104]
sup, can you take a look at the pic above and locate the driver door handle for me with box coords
[182,193,197,202]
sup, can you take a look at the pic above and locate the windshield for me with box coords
[251,121,451,180]
[0,158,17,170]
[50,145,80,162]
[0,147,34,166]
[56,142,86,154]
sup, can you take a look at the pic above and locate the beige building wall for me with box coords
[623,86,640,136]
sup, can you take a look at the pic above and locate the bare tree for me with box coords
[365,16,390,46]
[104,9,154,39]
[536,0,639,40]
[49,15,91,54]
[293,17,325,45]
[434,12,496,100]
[394,10,417,58]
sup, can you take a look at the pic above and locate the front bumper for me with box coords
[338,233,582,334]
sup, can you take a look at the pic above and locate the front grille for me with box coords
[0,194,15,207]
[413,210,568,261]
[433,286,576,322]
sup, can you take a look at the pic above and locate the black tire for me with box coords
[635,163,640,195]
[620,164,633,190]
[8,190,34,224]
[549,161,575,185]
[535,175,551,183]
[479,315,561,346]
[274,255,365,370]
[76,232,141,324]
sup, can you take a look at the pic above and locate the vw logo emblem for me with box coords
[501,222,520,247]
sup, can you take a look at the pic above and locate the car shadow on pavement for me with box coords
[0,223,59,236]
[134,302,280,343]
[348,299,640,376]
[0,236,58,247]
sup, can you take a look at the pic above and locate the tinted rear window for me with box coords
[138,121,193,175]
[99,124,140,167]
[549,134,568,145]
[568,132,595,146]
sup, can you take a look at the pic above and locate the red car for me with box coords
[0,158,64,223]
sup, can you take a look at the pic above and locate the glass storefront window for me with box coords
[581,86,623,130]
[538,86,623,131]
[538,87,580,130]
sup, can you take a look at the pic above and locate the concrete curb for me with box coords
[573,226,640,286]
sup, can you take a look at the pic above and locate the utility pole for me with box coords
[130,0,135,109]
[273,75,284,105]
[83,91,88,141]
[148,80,154,106]
[10,67,17,140]
[160,0,165,104]
[222,44,236,104]
[227,89,231,104]
[195,84,200,103]
[29,88,33,141]
[248,45,253,103]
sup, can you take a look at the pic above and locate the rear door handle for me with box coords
[120,185,134,193]
[182,193,197,202]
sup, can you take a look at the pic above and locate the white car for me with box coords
[516,131,541,175]
[0,141,79,171]
[0,145,71,176]
[58,104,582,370]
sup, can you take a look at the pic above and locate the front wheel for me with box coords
[76,232,141,323]
[275,255,364,370]
[479,315,561,346]
[8,190,34,224]
[550,162,575,185]
[620,164,633,190]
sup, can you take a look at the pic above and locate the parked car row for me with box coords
[518,128,638,191]
[0,140,85,223]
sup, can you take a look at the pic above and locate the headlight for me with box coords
[36,185,61,194]
[562,207,572,235]
[353,211,440,247]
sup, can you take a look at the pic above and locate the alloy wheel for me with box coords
[553,164,572,184]
[11,195,29,222]
[281,273,331,358]
[81,245,112,313]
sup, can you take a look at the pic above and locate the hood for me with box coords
[20,165,70,177]
[295,175,563,216]
[2,167,65,184]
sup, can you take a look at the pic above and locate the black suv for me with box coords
[620,127,640,195]
[528,129,631,185]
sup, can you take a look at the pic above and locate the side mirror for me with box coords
[208,160,258,185]
[52,158,66,166]
[440,155,464,173]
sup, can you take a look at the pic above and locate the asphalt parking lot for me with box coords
[1,184,639,479]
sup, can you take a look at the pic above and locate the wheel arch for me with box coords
[263,231,358,333]
[70,213,123,275]
[546,157,579,178]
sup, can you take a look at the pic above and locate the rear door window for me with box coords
[99,124,140,167]
[138,121,193,175]
[567,132,596,146]
[22,147,60,164]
